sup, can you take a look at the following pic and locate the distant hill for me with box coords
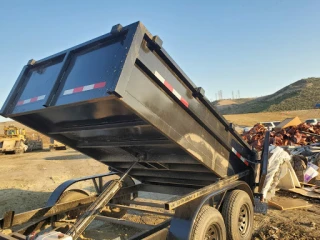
[213,77,320,114]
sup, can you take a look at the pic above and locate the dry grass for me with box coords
[224,109,320,126]
[216,78,320,114]
[215,99,238,106]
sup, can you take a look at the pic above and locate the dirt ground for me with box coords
[0,150,320,239]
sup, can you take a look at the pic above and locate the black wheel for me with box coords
[56,189,89,219]
[100,175,136,218]
[191,205,226,240]
[222,190,253,240]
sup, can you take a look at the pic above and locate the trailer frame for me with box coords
[0,21,271,240]
[0,153,267,240]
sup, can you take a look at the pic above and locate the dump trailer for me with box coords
[0,22,269,240]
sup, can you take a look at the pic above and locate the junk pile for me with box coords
[260,145,320,213]
[286,145,320,184]
[261,146,301,200]
[248,117,320,205]
[242,118,320,151]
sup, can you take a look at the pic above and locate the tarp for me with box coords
[261,146,300,200]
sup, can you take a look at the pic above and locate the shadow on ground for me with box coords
[0,188,51,217]
[45,154,89,161]
[0,188,142,240]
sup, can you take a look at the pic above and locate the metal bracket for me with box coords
[106,90,122,98]
[2,211,14,229]
[27,59,36,66]
[152,35,163,48]
[192,87,205,98]
[111,24,123,34]
[259,131,270,193]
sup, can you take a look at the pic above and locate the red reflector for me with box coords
[180,98,189,108]
[164,81,173,92]
[73,86,84,93]
[30,97,38,102]
[94,82,106,89]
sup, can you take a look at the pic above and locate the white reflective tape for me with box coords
[63,89,74,95]
[232,147,248,161]
[37,95,46,100]
[155,71,165,84]
[83,84,95,91]
[24,99,31,104]
[172,89,181,100]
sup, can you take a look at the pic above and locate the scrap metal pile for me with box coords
[242,122,320,151]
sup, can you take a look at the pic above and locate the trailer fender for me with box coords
[188,182,253,239]
[46,172,118,206]
[233,183,254,204]
[191,181,254,221]
[168,181,253,240]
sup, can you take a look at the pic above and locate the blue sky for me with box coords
[0,1,320,121]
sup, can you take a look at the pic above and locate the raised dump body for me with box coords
[1,22,254,187]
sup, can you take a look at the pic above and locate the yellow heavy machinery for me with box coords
[0,125,43,154]
[49,137,67,151]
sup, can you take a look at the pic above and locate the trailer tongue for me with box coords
[0,22,269,240]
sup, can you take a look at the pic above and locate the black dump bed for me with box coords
[1,22,254,187]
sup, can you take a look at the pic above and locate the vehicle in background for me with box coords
[305,119,318,125]
[272,121,281,126]
[49,138,67,151]
[0,125,43,154]
[243,126,253,132]
[260,122,276,130]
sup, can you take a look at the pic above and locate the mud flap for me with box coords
[167,218,191,240]
[254,197,268,214]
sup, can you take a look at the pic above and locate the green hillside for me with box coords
[215,77,320,114]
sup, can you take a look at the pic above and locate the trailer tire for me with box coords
[56,189,89,219]
[222,190,253,240]
[191,205,226,240]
